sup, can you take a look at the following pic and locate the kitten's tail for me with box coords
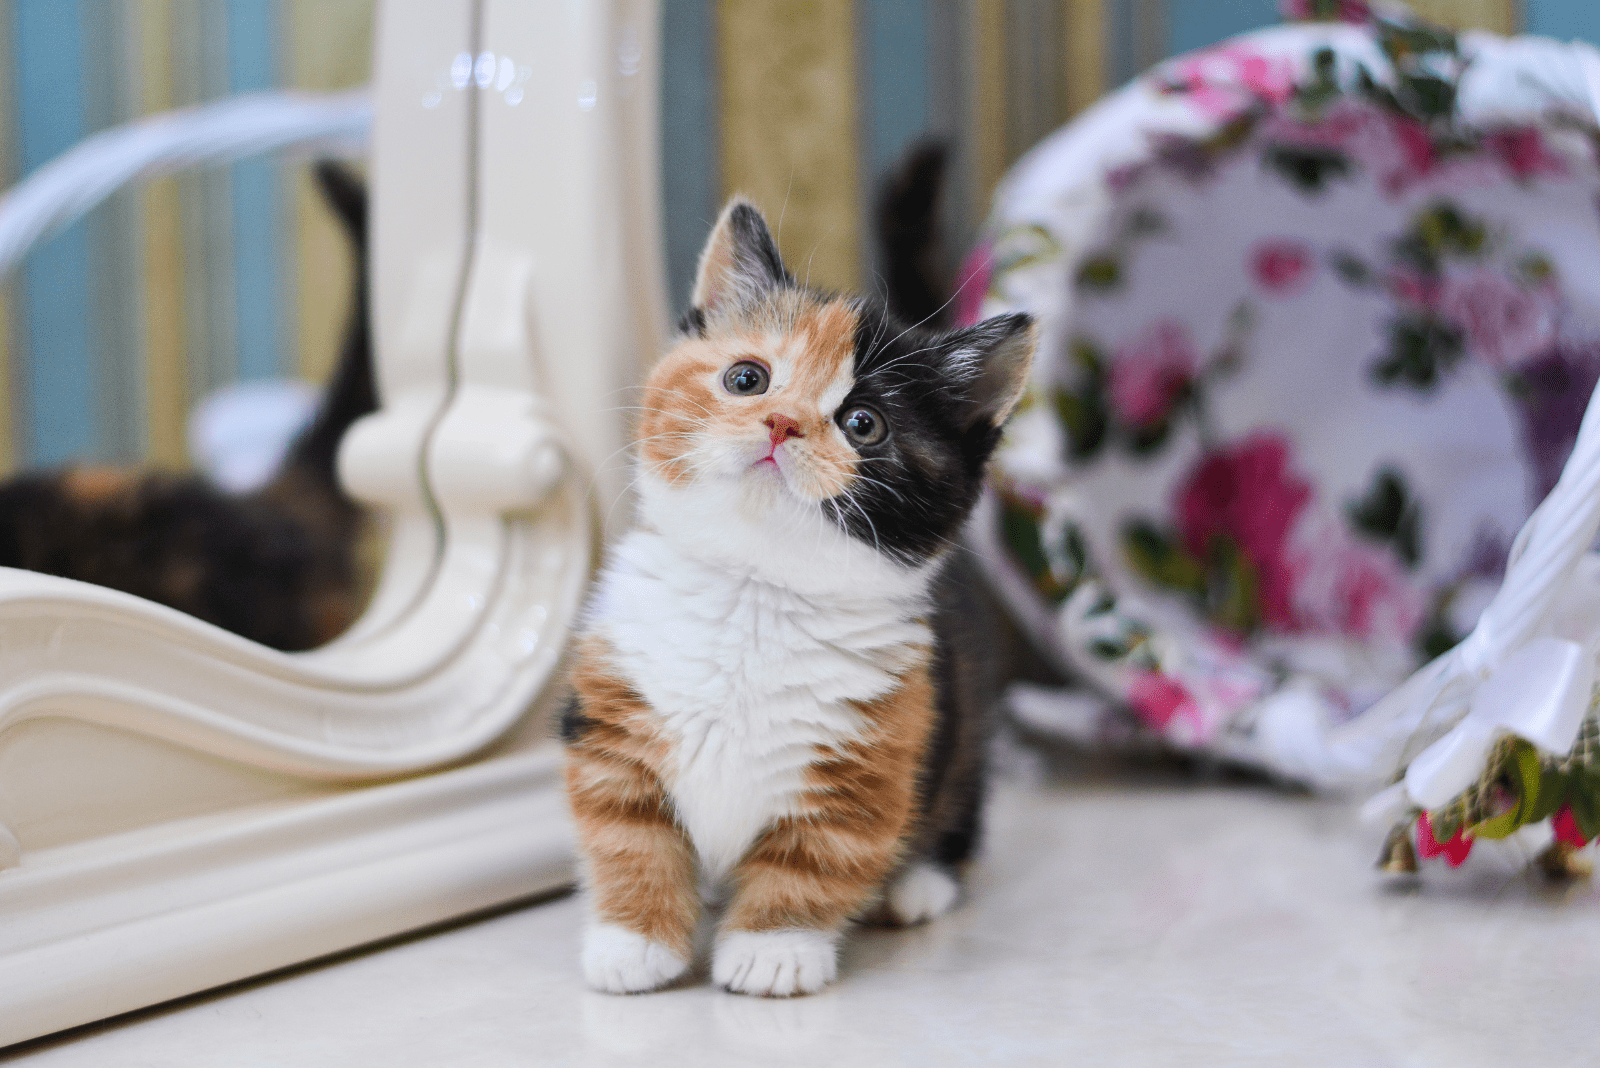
[261,160,374,529]
[875,139,952,329]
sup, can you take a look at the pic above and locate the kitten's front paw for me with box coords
[713,929,838,997]
[582,923,689,994]
[885,863,960,926]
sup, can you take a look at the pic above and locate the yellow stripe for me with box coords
[968,0,1007,217]
[718,0,861,292]
[1065,0,1107,118]
[139,0,188,469]
[1405,0,1517,33]
[288,0,374,387]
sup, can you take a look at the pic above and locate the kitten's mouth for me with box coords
[751,443,784,473]
[749,446,791,488]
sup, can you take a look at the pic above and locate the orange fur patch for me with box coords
[637,339,725,486]
[565,636,700,957]
[722,657,938,933]
[784,298,856,398]
[637,293,864,501]
[62,466,135,505]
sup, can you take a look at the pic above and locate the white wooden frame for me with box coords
[0,0,665,1045]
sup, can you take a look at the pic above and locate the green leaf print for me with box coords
[1000,496,1069,606]
[1121,521,1206,599]
[1346,467,1422,568]
[1076,255,1121,292]
[1263,145,1353,194]
[1371,315,1465,390]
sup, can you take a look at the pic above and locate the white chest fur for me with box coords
[589,485,933,878]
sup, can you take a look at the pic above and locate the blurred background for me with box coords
[0,0,1594,476]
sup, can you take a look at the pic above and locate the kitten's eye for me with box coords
[722,361,769,396]
[839,405,888,446]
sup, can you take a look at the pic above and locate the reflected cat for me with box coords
[0,162,374,651]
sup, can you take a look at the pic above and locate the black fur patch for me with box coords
[892,551,1011,880]
[820,300,1028,564]
[728,202,794,290]
[558,694,594,743]
[0,470,356,650]
[876,140,950,330]
[677,306,707,337]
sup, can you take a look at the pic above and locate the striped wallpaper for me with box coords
[0,0,373,473]
[668,0,1595,318]
[0,0,1593,473]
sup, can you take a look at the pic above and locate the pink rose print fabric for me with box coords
[969,9,1600,782]
[1109,321,1197,427]
[1436,270,1558,370]
[1252,241,1313,294]
[1162,43,1297,120]
[1127,671,1202,734]
[1175,434,1311,631]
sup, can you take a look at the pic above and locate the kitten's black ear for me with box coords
[691,197,792,314]
[944,313,1037,429]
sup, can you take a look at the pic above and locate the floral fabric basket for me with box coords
[967,1,1600,822]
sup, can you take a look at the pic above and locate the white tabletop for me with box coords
[6,752,1592,1067]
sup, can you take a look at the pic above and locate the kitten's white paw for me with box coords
[582,923,689,994]
[886,863,959,926]
[713,929,838,997]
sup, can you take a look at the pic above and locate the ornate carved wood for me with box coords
[0,0,663,1044]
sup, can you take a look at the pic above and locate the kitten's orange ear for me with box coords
[946,313,1036,429]
[691,197,792,314]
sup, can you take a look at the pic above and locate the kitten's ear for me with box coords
[944,313,1037,429]
[691,197,792,314]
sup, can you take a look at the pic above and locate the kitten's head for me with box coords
[636,198,1034,565]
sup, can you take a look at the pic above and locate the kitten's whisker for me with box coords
[591,429,705,481]
[640,386,718,419]
[777,171,794,250]
[846,472,908,504]
[603,465,660,530]
[877,277,966,353]
[843,489,884,557]
[859,342,947,382]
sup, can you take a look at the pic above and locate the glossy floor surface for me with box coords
[6,750,1596,1067]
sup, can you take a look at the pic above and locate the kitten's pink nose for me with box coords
[765,413,803,448]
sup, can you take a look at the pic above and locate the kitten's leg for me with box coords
[883,861,962,926]
[878,726,984,927]
[566,743,698,993]
[714,671,937,997]
[713,812,894,997]
[563,647,700,994]
[879,570,1000,928]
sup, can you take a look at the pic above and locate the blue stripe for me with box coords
[861,0,929,188]
[226,0,282,381]
[1168,0,1280,57]
[1111,0,1173,84]
[660,0,718,313]
[1110,0,1138,85]
[1526,0,1600,44]
[14,0,93,464]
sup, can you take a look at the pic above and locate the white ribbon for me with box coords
[1402,637,1595,810]
[1347,367,1600,792]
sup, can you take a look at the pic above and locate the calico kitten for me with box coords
[562,198,1034,997]
[0,161,374,651]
